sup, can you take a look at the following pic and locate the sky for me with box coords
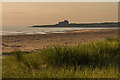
[2,2,118,27]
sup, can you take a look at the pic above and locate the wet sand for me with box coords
[2,29,118,53]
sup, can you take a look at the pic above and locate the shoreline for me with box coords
[2,27,118,36]
[2,29,118,53]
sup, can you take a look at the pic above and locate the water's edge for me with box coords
[2,27,118,35]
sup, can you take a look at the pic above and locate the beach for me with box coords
[2,29,118,53]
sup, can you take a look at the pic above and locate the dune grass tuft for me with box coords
[40,38,119,67]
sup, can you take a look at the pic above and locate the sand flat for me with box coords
[2,29,118,52]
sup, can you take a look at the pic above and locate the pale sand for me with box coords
[2,29,118,53]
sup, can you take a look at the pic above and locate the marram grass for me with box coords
[2,38,120,78]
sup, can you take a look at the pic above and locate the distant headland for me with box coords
[32,20,119,27]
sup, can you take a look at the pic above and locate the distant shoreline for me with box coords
[32,21,119,28]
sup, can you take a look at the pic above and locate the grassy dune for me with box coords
[2,38,120,78]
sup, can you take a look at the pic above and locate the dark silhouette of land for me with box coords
[32,20,119,27]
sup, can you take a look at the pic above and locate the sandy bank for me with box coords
[2,29,118,52]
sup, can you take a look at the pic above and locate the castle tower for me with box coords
[57,20,69,25]
[64,20,69,24]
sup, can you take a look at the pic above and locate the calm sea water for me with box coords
[2,26,117,35]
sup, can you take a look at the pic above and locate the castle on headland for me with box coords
[32,20,118,27]
[56,20,69,25]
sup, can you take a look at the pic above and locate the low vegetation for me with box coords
[2,38,120,78]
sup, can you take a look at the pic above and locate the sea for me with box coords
[2,26,118,35]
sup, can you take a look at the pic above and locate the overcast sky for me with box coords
[2,2,118,27]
